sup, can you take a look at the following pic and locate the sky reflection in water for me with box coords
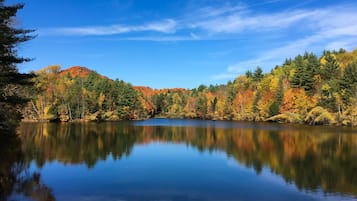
[13,119,357,201]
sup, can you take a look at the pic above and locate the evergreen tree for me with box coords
[305,52,319,94]
[0,0,35,131]
[253,66,264,82]
[283,58,292,65]
[116,82,140,119]
[322,53,340,81]
[197,84,206,92]
[211,97,217,113]
[195,93,207,118]
[290,54,305,88]
[338,48,346,54]
[291,54,316,94]
[252,91,261,115]
[318,53,341,111]
[306,52,320,76]
[269,78,283,117]
[340,61,357,106]
[245,70,253,78]
[152,93,165,114]
[208,84,218,93]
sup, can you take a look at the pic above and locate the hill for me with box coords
[59,66,92,78]
[23,48,357,125]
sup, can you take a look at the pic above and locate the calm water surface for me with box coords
[2,119,357,201]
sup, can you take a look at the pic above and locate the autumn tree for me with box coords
[31,65,60,121]
[221,82,235,119]
[195,92,207,118]
[19,47,357,125]
[152,93,166,114]
[280,88,308,117]
[269,77,283,117]
[167,92,186,116]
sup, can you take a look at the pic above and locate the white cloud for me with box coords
[212,33,357,81]
[40,1,357,55]
[193,10,317,33]
[325,37,357,51]
[139,19,177,33]
[211,38,317,81]
[54,25,130,35]
[119,35,200,42]
[210,5,357,80]
[41,3,357,43]
[43,19,177,36]
[186,4,245,20]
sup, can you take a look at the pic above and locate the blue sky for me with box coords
[9,0,357,88]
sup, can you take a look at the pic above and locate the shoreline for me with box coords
[20,116,356,127]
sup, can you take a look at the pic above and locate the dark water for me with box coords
[2,119,357,201]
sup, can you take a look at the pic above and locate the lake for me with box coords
[2,119,357,201]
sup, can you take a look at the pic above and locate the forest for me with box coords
[23,48,357,126]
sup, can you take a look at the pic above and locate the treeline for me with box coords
[23,66,153,121]
[143,48,357,125]
[24,48,357,125]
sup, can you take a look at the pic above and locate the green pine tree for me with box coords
[253,66,264,82]
[0,0,35,131]
[340,61,357,106]
[322,53,340,81]
[291,53,317,95]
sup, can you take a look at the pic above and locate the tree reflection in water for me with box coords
[0,130,55,201]
[17,122,357,198]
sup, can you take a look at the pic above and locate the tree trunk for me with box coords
[31,100,40,120]
[67,103,72,121]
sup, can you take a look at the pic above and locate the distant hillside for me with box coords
[24,65,152,122]
[23,48,357,126]
[59,66,92,78]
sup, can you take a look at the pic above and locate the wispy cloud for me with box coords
[211,5,357,80]
[192,9,318,33]
[39,0,357,72]
[41,2,357,41]
[118,34,201,42]
[184,4,246,20]
[212,34,336,81]
[42,19,177,36]
[325,38,357,51]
